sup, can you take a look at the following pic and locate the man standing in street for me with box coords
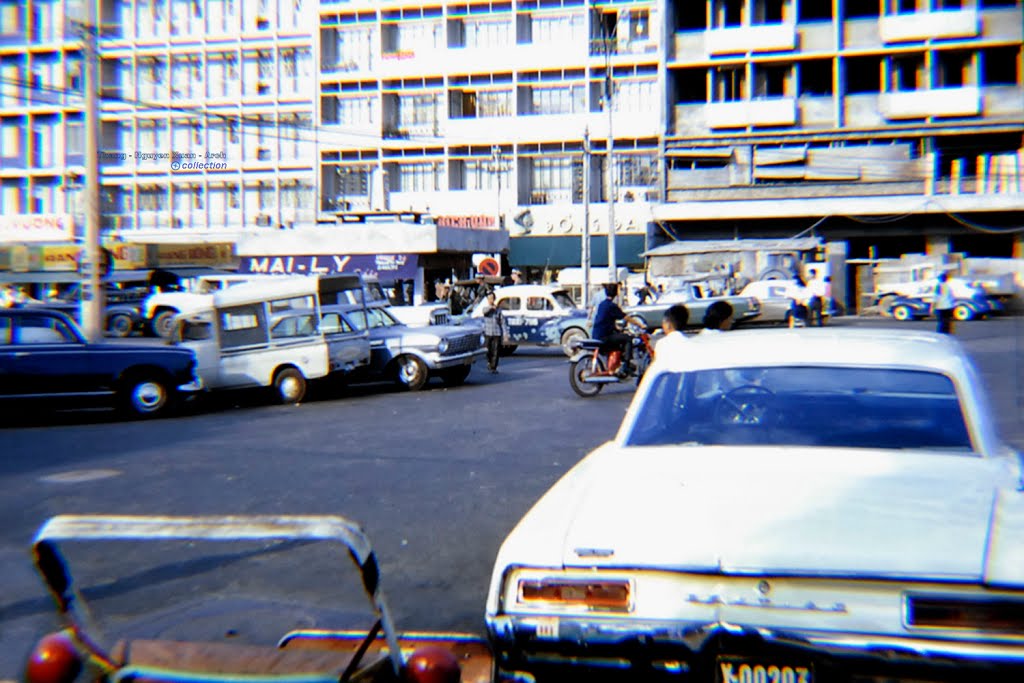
[933,271,956,334]
[481,291,505,373]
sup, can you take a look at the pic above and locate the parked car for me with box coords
[0,308,200,418]
[24,514,493,683]
[469,284,589,356]
[627,284,762,331]
[145,273,258,338]
[323,303,485,390]
[875,273,1001,322]
[486,327,1023,682]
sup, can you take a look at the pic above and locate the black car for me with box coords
[0,309,201,418]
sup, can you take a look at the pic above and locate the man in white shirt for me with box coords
[807,275,828,327]
[655,304,689,357]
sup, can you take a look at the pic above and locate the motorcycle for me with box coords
[568,315,656,397]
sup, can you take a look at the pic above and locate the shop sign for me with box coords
[105,243,147,270]
[436,215,498,229]
[239,254,418,281]
[41,245,83,271]
[149,243,235,267]
[0,214,74,242]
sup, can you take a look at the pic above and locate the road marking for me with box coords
[39,469,123,484]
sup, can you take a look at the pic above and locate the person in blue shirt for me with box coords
[592,283,631,373]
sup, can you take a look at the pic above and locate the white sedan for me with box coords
[486,328,1024,682]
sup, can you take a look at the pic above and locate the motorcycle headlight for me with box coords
[438,338,449,353]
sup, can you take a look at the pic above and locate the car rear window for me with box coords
[627,366,973,452]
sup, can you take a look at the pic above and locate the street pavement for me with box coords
[0,315,1022,679]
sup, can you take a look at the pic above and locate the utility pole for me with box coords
[81,0,104,341]
[581,128,591,310]
[603,19,617,290]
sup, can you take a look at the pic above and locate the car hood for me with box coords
[92,343,193,357]
[555,446,1018,581]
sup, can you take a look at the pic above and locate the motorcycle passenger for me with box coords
[592,283,632,373]
[701,300,734,334]
[656,304,690,357]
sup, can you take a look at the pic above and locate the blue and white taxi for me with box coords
[470,284,589,356]
[486,328,1024,682]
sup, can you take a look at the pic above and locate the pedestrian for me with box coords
[701,300,734,334]
[636,281,654,305]
[807,275,828,327]
[656,304,689,356]
[511,269,524,286]
[933,271,956,334]
[481,291,505,373]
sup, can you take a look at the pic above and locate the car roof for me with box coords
[494,284,568,296]
[653,328,968,376]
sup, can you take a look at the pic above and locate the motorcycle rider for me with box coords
[592,283,632,374]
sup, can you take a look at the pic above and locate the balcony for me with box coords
[706,98,797,128]
[881,87,981,119]
[880,9,978,43]
[705,23,795,56]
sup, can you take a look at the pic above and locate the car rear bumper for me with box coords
[489,615,1024,682]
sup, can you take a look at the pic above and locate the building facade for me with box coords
[1,0,1021,283]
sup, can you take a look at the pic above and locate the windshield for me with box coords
[346,307,400,330]
[627,366,973,452]
[552,292,576,309]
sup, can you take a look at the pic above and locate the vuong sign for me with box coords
[239,254,418,282]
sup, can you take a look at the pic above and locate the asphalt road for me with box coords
[1,316,1023,679]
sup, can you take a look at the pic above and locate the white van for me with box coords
[176,277,344,404]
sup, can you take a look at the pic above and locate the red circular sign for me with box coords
[477,258,500,276]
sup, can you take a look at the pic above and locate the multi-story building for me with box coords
[1,0,1021,293]
[657,0,1024,273]
[0,0,319,239]
[317,0,663,274]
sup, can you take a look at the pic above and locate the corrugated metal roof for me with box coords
[643,238,823,258]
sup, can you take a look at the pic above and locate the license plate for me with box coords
[716,657,813,683]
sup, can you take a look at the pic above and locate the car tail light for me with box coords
[25,632,82,683]
[519,578,630,611]
[402,645,461,683]
[906,595,1024,632]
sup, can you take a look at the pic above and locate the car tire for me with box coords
[498,344,518,357]
[440,365,472,387]
[273,367,307,404]
[120,374,172,418]
[953,304,973,322]
[395,355,429,391]
[569,355,605,398]
[892,304,913,322]
[560,328,588,357]
[152,310,178,339]
[877,295,897,315]
[107,313,134,338]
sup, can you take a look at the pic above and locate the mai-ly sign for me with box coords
[239,254,418,281]
[0,214,74,242]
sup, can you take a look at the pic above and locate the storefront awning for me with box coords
[509,235,646,269]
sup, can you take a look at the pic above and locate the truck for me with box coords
[176,275,371,404]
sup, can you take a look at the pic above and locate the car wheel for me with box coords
[395,355,429,391]
[877,295,897,315]
[120,374,171,418]
[106,313,134,338]
[273,367,307,404]
[152,310,178,339]
[569,355,605,398]
[498,344,518,357]
[560,328,587,357]
[440,365,472,387]
[892,304,913,322]
[953,304,973,322]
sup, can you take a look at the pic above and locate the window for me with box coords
[269,295,314,313]
[271,314,317,339]
[15,315,75,344]
[754,64,791,98]
[527,297,553,311]
[893,54,925,91]
[714,66,746,101]
[626,367,972,451]
[219,304,267,348]
[844,56,881,93]
[799,59,834,96]
[530,84,586,115]
[321,312,353,334]
[498,297,520,311]
[936,51,973,88]
[982,47,1020,86]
